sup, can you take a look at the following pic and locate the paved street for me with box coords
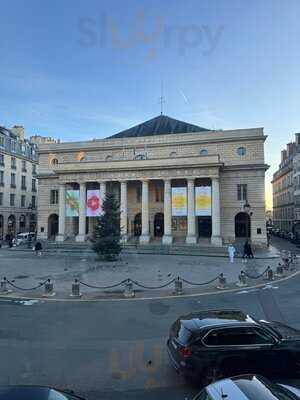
[0,236,299,399]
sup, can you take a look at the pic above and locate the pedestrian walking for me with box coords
[34,241,43,256]
[228,244,236,263]
[247,242,254,258]
[242,240,249,263]
[8,237,13,248]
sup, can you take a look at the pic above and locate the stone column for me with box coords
[56,183,66,241]
[99,181,106,212]
[76,182,86,242]
[120,181,128,243]
[186,178,197,244]
[162,179,172,244]
[140,180,150,244]
[211,177,222,246]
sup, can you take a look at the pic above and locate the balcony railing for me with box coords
[21,185,27,190]
[10,183,16,188]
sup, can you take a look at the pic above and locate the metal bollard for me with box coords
[0,277,12,294]
[43,279,55,297]
[124,279,135,298]
[276,264,284,277]
[174,277,183,295]
[237,271,247,287]
[217,273,227,290]
[70,279,82,298]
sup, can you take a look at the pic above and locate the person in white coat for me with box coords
[228,244,236,263]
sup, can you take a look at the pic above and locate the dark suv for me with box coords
[167,309,300,384]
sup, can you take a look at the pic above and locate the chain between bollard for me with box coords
[79,279,128,290]
[244,266,271,280]
[4,278,48,291]
[0,277,12,294]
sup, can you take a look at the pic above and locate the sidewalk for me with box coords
[0,249,289,300]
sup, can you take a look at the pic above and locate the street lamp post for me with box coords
[243,201,252,241]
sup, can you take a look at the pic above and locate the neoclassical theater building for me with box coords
[37,115,268,246]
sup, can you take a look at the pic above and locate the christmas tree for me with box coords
[92,192,121,260]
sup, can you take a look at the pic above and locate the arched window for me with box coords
[134,154,146,160]
[51,158,58,166]
[169,151,177,157]
[200,149,208,156]
[105,155,113,161]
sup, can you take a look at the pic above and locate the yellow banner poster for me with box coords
[195,186,212,216]
[172,187,187,216]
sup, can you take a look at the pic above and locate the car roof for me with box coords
[206,375,287,400]
[0,386,63,400]
[179,310,258,331]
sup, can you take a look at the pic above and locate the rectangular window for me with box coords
[21,176,26,189]
[0,171,3,185]
[0,136,4,148]
[0,192,3,206]
[31,195,36,208]
[11,157,16,169]
[0,153,4,166]
[11,140,16,153]
[32,164,37,175]
[22,160,26,172]
[32,178,36,192]
[136,185,142,202]
[11,173,16,187]
[50,189,59,205]
[21,195,26,208]
[10,193,15,206]
[237,184,248,201]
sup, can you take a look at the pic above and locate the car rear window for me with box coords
[234,377,298,400]
[177,324,193,345]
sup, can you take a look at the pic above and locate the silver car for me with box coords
[193,375,300,399]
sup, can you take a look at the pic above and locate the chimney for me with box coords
[11,125,25,141]
[287,142,296,157]
[281,149,287,163]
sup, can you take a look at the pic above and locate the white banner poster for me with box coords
[195,186,212,216]
[86,190,102,217]
[172,187,187,216]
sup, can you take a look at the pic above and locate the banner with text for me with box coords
[65,190,80,217]
[172,187,187,216]
[195,186,212,216]
[86,190,102,217]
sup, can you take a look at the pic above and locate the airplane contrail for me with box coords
[179,90,188,104]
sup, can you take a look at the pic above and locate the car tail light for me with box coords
[178,346,192,358]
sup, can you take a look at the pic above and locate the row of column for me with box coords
[56,178,222,246]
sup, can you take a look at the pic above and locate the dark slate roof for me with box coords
[107,115,209,139]
[0,126,17,138]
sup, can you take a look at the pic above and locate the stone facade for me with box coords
[0,126,38,238]
[37,121,268,246]
[272,135,300,234]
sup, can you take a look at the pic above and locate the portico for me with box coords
[53,171,222,246]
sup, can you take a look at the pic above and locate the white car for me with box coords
[193,375,300,399]
[16,232,35,246]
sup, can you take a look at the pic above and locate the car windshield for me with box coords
[234,376,299,400]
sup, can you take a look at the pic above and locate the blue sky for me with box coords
[1,0,300,207]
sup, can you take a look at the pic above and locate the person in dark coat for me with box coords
[34,241,43,256]
[242,240,249,262]
[247,242,254,258]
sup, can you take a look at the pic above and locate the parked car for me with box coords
[167,309,300,385]
[15,232,35,246]
[0,386,86,400]
[193,374,300,400]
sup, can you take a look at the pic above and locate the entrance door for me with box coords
[154,213,164,237]
[198,216,212,237]
[134,213,142,236]
[48,214,59,239]
[235,212,251,238]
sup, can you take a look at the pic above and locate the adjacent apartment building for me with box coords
[272,134,300,234]
[37,114,268,246]
[0,126,38,238]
